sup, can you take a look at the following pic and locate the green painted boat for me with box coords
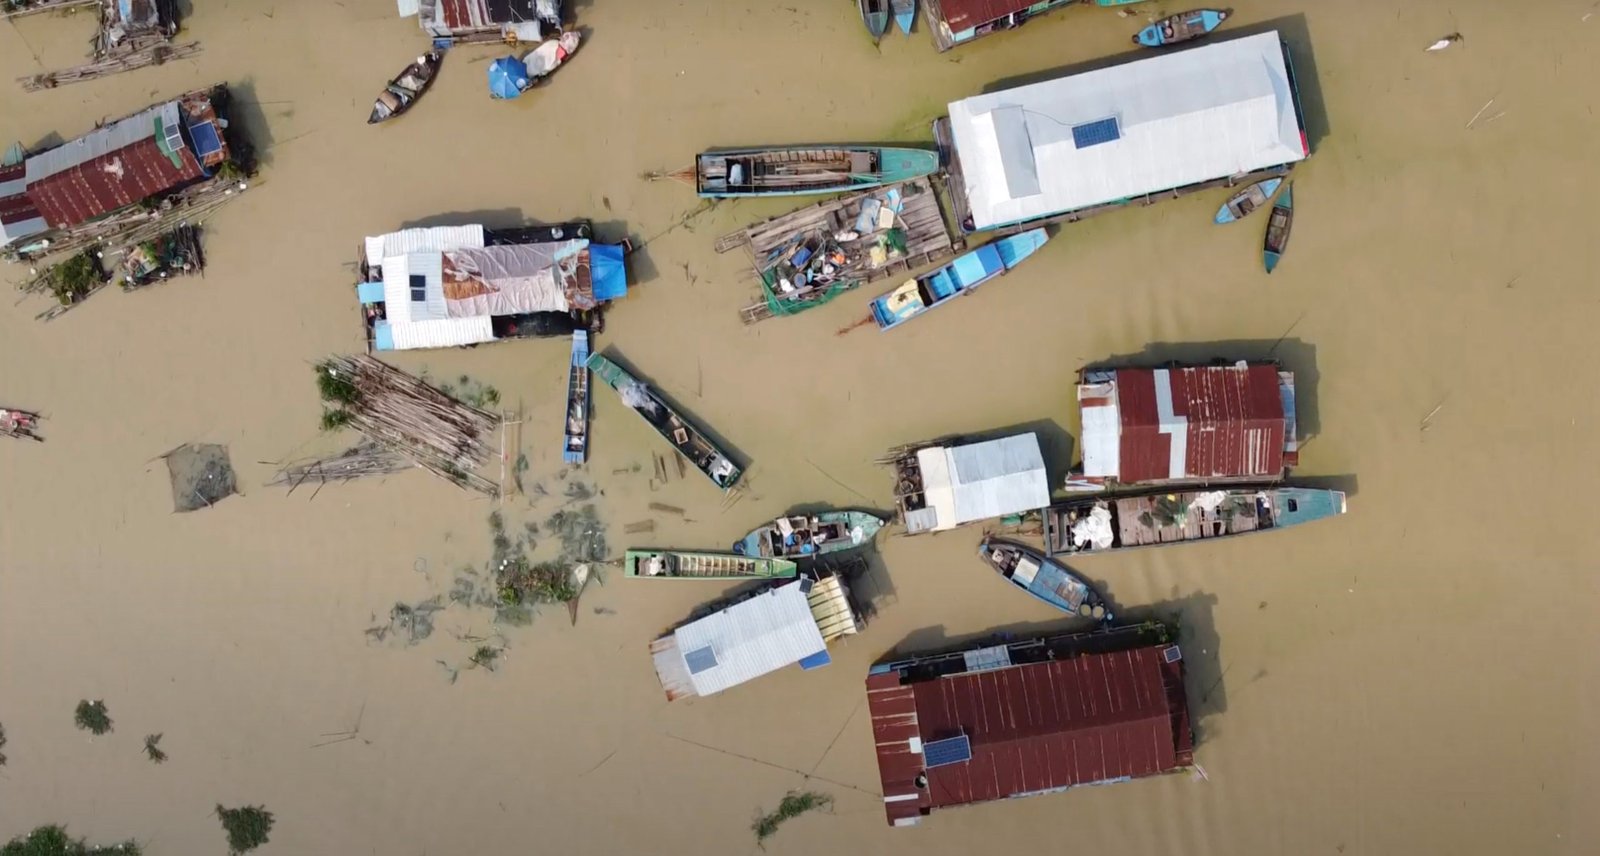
[674,146,939,198]
[587,353,742,490]
[624,549,799,580]
[732,511,886,558]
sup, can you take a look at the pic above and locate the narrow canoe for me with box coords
[1,407,44,442]
[681,146,939,198]
[732,510,886,558]
[868,228,1048,330]
[369,52,442,124]
[625,549,799,580]
[586,353,742,490]
[1262,182,1294,273]
[891,0,915,34]
[979,538,1113,622]
[1214,178,1282,224]
[1043,485,1346,556]
[562,330,589,464]
[1134,8,1231,47]
[860,0,889,40]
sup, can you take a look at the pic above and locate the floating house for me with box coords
[922,0,1079,52]
[1073,361,1299,489]
[649,572,861,701]
[398,0,562,46]
[936,31,1309,233]
[356,222,627,352]
[0,87,230,249]
[882,433,1050,535]
[866,624,1193,826]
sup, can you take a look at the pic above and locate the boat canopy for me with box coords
[907,433,1050,533]
[590,242,628,300]
[946,31,1307,230]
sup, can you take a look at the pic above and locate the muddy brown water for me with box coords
[4,1,1600,853]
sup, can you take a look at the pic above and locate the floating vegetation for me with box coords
[215,805,274,856]
[564,480,594,502]
[0,721,6,766]
[0,825,142,856]
[425,372,502,410]
[546,503,607,562]
[468,646,500,671]
[73,701,111,736]
[364,597,444,645]
[142,734,166,764]
[496,557,577,605]
[752,791,833,847]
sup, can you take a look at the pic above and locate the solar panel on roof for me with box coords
[1162,645,1183,663]
[188,122,222,158]
[685,645,718,675]
[923,735,971,768]
[1071,117,1121,149]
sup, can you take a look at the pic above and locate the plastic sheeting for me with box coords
[1069,504,1115,550]
[590,242,628,300]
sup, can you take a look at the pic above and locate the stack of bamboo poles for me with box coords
[20,41,203,91]
[323,356,502,495]
[267,440,412,492]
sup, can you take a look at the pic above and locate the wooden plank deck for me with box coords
[719,176,959,324]
[1112,495,1261,547]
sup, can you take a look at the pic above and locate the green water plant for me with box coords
[1,825,141,856]
[142,734,166,764]
[214,805,273,855]
[752,790,832,846]
[73,701,111,736]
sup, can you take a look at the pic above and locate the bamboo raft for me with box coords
[321,355,503,495]
[266,440,412,493]
[20,41,203,92]
[715,176,962,324]
[0,0,97,21]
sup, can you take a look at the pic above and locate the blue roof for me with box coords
[187,121,223,158]
[924,735,972,768]
[590,242,628,300]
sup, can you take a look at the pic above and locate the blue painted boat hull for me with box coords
[861,0,890,39]
[980,539,1112,622]
[892,0,915,34]
[1135,8,1230,47]
[1214,178,1282,224]
[868,228,1049,330]
[562,330,589,464]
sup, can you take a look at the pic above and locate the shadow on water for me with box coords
[398,208,526,231]
[1287,472,1360,498]
[223,79,277,171]
[26,132,64,153]
[978,14,1329,152]
[170,0,194,22]
[1089,337,1323,442]
[590,347,750,475]
[875,588,1226,744]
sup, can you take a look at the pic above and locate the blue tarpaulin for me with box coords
[487,57,529,100]
[356,281,386,304]
[590,242,628,300]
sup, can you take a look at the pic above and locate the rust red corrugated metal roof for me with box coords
[866,645,1193,825]
[935,0,1037,32]
[1115,365,1285,482]
[26,136,202,229]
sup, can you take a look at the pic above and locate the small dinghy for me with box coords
[891,0,915,34]
[1,407,43,442]
[860,0,890,41]
[1214,177,1282,224]
[1134,8,1231,47]
[369,52,441,125]
[1262,182,1294,273]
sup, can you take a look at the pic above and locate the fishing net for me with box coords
[163,443,238,511]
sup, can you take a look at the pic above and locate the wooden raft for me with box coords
[716,176,959,324]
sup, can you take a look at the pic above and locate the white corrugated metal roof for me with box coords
[1079,380,1121,479]
[24,101,179,184]
[669,580,826,697]
[363,224,484,265]
[916,433,1049,531]
[383,252,448,324]
[948,32,1306,229]
[388,317,494,350]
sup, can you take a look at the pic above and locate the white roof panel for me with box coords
[948,32,1306,229]
[917,434,1049,530]
[363,225,484,265]
[388,317,494,350]
[1079,381,1122,479]
[670,581,826,697]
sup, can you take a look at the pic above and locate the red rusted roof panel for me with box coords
[935,0,1038,32]
[1115,366,1285,482]
[867,645,1191,824]
[26,137,202,229]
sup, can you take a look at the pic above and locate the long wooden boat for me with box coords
[1214,178,1281,224]
[676,146,939,198]
[586,353,742,489]
[1043,485,1346,556]
[979,538,1112,622]
[562,331,590,464]
[0,407,43,442]
[1262,182,1294,273]
[1134,9,1231,47]
[369,52,441,124]
[891,0,915,34]
[732,511,886,558]
[625,549,798,580]
[868,228,1049,330]
[860,0,889,40]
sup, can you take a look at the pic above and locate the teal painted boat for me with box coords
[890,0,915,35]
[676,146,939,198]
[732,510,886,558]
[625,549,798,580]
[586,353,742,490]
[1043,485,1345,556]
[1262,182,1294,273]
[1134,8,1231,48]
[860,0,889,40]
[980,538,1112,622]
[1214,178,1281,224]
[868,228,1048,330]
